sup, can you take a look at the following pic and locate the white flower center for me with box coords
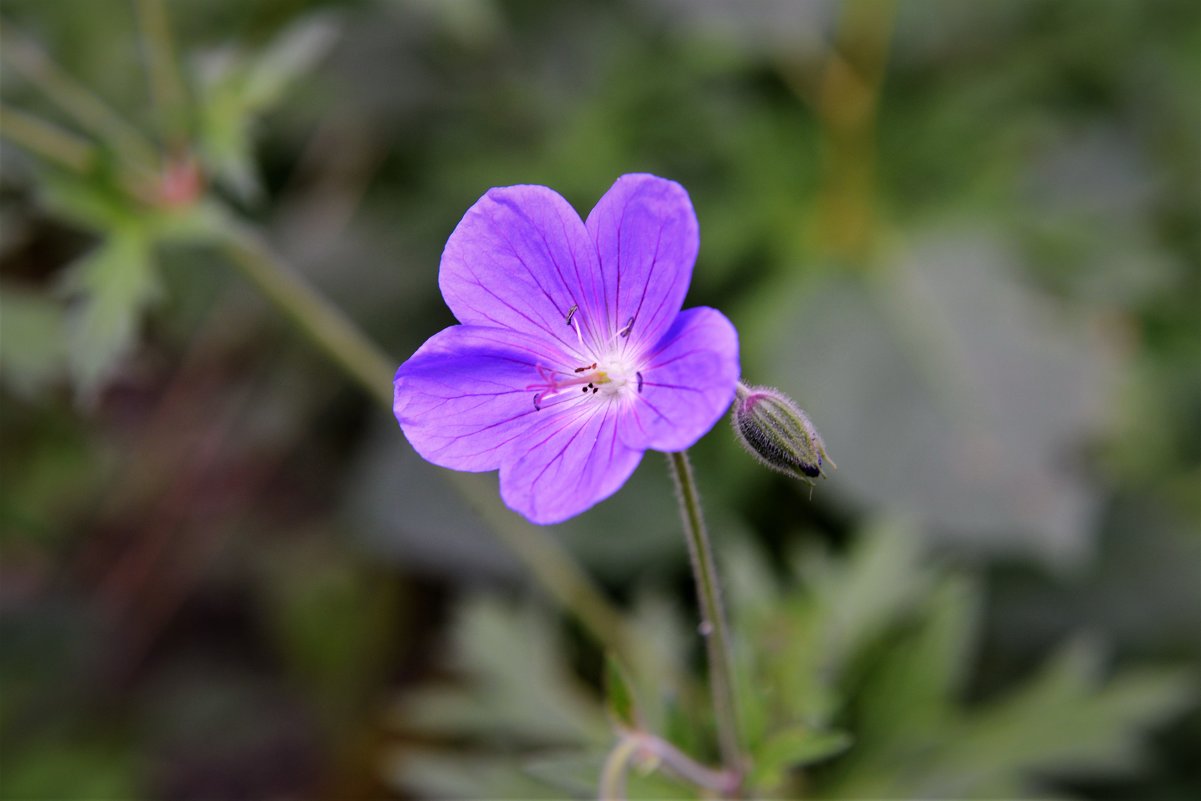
[527,352,645,411]
[593,355,638,399]
[526,306,647,411]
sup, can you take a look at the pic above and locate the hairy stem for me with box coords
[666,450,744,789]
[216,221,631,661]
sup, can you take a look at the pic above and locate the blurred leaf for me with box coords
[388,748,578,800]
[823,588,1195,799]
[604,653,639,730]
[0,285,67,399]
[806,517,934,677]
[259,537,396,722]
[58,228,156,400]
[750,727,852,790]
[193,14,339,201]
[387,596,604,745]
[241,14,340,110]
[0,740,138,801]
[37,170,138,233]
[751,227,1121,567]
[149,198,231,245]
[929,642,1195,795]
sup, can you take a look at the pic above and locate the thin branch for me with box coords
[0,102,97,172]
[0,22,159,167]
[134,0,190,144]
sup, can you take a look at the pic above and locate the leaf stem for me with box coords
[635,731,739,795]
[134,0,190,145]
[666,450,745,790]
[598,734,639,801]
[0,24,160,169]
[0,103,97,172]
[215,220,633,662]
[220,220,396,408]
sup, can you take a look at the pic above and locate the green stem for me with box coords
[134,0,190,144]
[598,735,639,801]
[220,221,395,409]
[0,24,159,168]
[0,103,97,172]
[216,220,632,662]
[666,450,744,788]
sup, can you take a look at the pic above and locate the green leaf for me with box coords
[852,575,980,745]
[241,14,340,111]
[37,170,138,233]
[148,199,231,246]
[386,749,564,799]
[0,285,68,399]
[258,538,396,722]
[808,517,933,678]
[825,627,1195,799]
[604,652,640,730]
[751,727,853,790]
[192,14,339,202]
[59,229,157,401]
[750,227,1121,568]
[385,597,605,746]
[0,740,139,801]
[929,640,1196,794]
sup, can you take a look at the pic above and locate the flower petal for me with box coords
[585,174,699,353]
[439,185,608,361]
[621,306,740,452]
[500,400,644,525]
[393,324,563,472]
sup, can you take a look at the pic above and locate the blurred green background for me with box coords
[1,0,1198,798]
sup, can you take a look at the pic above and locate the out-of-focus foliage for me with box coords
[380,526,1192,798]
[1,0,1198,798]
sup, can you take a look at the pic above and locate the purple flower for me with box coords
[393,174,740,524]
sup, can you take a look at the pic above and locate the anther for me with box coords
[565,304,578,327]
[533,392,543,410]
[573,362,597,374]
[618,316,635,338]
[636,372,644,393]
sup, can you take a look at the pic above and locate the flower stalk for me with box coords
[666,450,745,790]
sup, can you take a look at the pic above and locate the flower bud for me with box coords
[731,383,835,484]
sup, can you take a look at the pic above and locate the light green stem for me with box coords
[598,735,639,801]
[135,0,190,144]
[0,103,97,172]
[0,24,159,168]
[217,222,631,662]
[666,450,744,788]
[220,222,396,408]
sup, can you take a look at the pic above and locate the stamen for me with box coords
[574,362,597,374]
[533,392,543,410]
[618,316,635,338]
[565,304,578,327]
[636,372,644,393]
